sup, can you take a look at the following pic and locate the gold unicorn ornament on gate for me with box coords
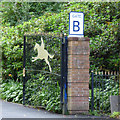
[32,37,54,72]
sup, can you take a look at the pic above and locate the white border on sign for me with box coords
[69,11,84,37]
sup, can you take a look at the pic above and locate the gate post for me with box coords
[67,37,90,114]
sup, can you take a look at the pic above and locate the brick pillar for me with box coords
[67,37,90,114]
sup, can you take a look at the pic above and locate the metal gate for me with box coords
[23,32,68,113]
[90,70,119,114]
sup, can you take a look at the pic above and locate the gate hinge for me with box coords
[23,68,25,77]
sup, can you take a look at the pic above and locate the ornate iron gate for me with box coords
[23,32,68,113]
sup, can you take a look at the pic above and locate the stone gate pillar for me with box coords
[67,37,90,114]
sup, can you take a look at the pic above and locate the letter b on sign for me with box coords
[69,12,84,37]
[73,21,80,32]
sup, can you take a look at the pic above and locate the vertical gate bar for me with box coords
[118,47,120,96]
[105,71,107,112]
[111,71,113,95]
[98,72,100,111]
[91,71,94,112]
[108,71,111,112]
[101,71,104,112]
[95,71,98,111]
[62,33,65,114]
[63,34,68,115]
[116,71,119,96]
[23,35,26,105]
[60,35,64,109]
[65,35,68,113]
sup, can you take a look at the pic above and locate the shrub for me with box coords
[0,80,23,103]
[25,74,61,113]
[2,2,119,82]
[1,2,119,113]
[89,76,119,113]
[110,112,120,119]
[1,2,64,26]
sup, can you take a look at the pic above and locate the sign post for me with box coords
[69,11,84,37]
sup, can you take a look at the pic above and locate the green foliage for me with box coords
[89,110,100,116]
[1,2,30,26]
[110,112,120,119]
[89,76,119,113]
[0,2,64,26]
[1,2,119,113]
[0,74,61,113]
[25,74,61,113]
[2,25,24,81]
[2,2,119,81]
[0,80,23,103]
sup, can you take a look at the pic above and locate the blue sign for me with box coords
[69,11,84,37]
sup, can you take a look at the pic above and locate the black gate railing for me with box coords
[23,32,68,114]
[61,34,68,114]
[90,70,119,114]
